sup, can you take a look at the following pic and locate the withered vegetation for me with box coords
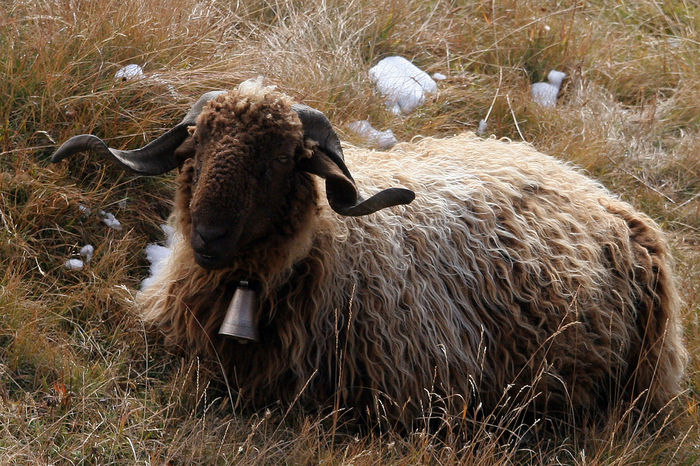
[1,0,698,463]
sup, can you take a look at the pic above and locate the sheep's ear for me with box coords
[292,104,414,216]
[298,147,415,217]
[292,104,352,178]
[297,150,359,214]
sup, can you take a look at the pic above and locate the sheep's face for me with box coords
[51,84,413,271]
[183,94,313,270]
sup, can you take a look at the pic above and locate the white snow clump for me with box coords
[347,120,398,150]
[115,64,145,81]
[531,70,566,107]
[114,64,180,98]
[64,258,84,271]
[80,244,94,263]
[477,119,488,136]
[141,224,176,290]
[99,210,122,231]
[64,244,95,271]
[369,56,438,115]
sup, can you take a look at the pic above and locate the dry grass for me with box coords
[1,0,698,463]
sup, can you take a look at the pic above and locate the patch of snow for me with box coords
[432,72,447,80]
[141,224,176,290]
[64,258,84,271]
[99,210,122,231]
[115,64,182,99]
[531,70,566,107]
[80,244,94,263]
[141,244,171,290]
[347,120,398,150]
[477,119,488,136]
[115,64,145,81]
[78,204,91,215]
[369,56,438,115]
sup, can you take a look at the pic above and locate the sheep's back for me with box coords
[306,132,684,422]
[139,132,685,427]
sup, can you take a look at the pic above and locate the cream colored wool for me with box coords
[139,127,687,427]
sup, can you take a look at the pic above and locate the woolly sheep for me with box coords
[51,80,687,429]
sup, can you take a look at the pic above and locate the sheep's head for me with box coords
[182,88,314,269]
[51,82,415,270]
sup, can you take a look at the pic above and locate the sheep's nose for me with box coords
[190,222,233,269]
[194,224,228,247]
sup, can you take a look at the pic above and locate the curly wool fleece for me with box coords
[139,84,686,428]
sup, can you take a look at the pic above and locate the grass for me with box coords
[1,0,698,463]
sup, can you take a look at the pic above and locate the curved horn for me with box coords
[292,104,415,216]
[50,90,227,175]
[292,104,351,180]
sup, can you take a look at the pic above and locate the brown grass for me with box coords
[1,0,698,463]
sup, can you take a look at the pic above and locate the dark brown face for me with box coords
[50,88,415,269]
[185,98,308,270]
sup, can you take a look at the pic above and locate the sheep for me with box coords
[51,79,687,429]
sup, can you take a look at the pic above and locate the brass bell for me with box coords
[219,281,259,342]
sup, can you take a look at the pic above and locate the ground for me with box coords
[0,0,698,463]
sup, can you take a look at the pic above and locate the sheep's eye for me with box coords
[275,155,290,164]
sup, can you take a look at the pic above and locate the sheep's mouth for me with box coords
[191,235,260,270]
[194,251,227,269]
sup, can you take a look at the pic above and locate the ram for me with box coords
[52,80,687,428]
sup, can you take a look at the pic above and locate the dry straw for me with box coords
[1,0,697,463]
